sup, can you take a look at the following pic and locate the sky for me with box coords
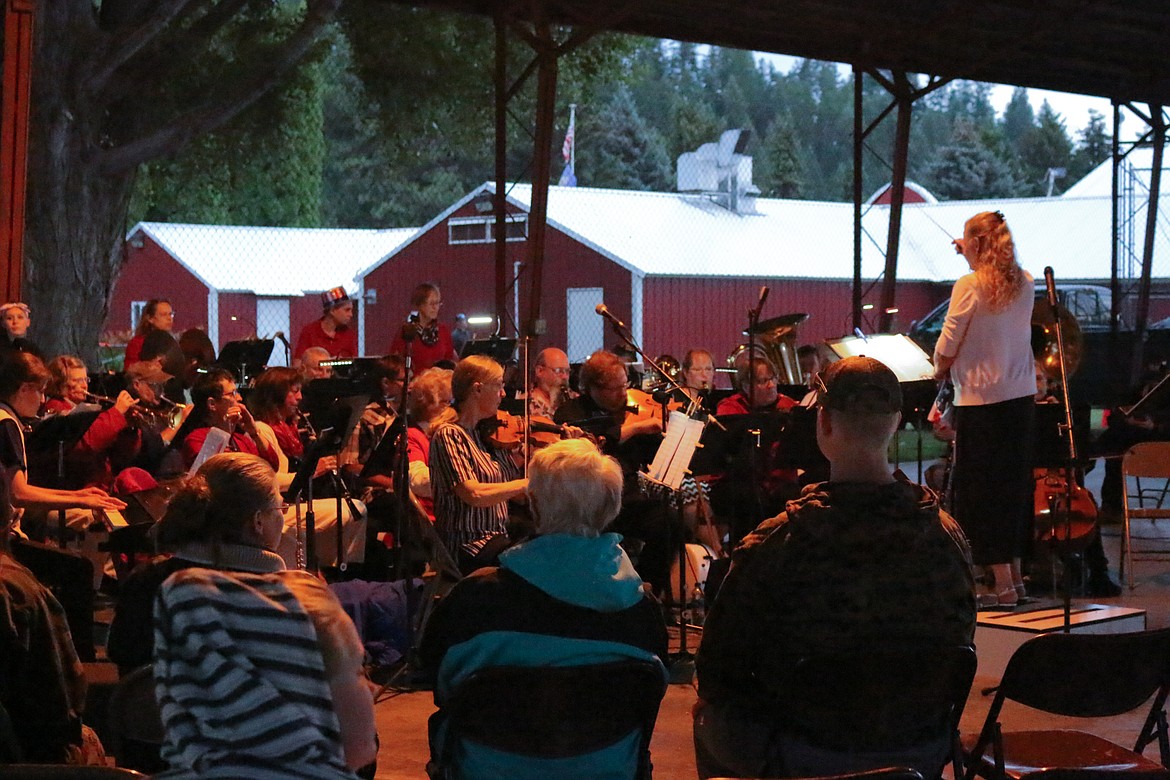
[754,52,1126,139]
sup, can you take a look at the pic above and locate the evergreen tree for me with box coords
[923,119,1020,199]
[578,84,672,190]
[1017,100,1074,195]
[756,112,804,198]
[1001,87,1035,154]
[1068,109,1111,185]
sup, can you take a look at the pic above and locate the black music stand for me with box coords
[26,410,102,546]
[461,336,517,363]
[216,339,274,384]
[285,392,366,574]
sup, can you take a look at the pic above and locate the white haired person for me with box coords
[420,438,667,779]
[933,210,1036,607]
[0,301,40,357]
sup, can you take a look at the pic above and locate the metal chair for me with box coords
[1120,441,1170,589]
[962,628,1170,780]
[709,768,925,780]
[428,659,667,780]
[775,645,977,780]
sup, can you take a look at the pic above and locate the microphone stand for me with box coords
[604,317,705,682]
[1046,267,1078,633]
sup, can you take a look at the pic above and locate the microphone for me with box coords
[274,331,291,349]
[595,303,627,330]
[1044,266,1058,308]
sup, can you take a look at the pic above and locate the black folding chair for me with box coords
[963,628,1170,780]
[775,645,978,780]
[428,659,667,780]
[709,767,926,780]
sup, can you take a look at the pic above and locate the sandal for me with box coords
[976,588,1019,609]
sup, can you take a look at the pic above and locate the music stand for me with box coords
[216,339,274,384]
[26,410,102,546]
[285,391,366,574]
[460,337,516,363]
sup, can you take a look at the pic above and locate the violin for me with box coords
[1033,466,1098,547]
[624,388,683,425]
[479,410,569,452]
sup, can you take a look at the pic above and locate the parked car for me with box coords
[909,284,1170,406]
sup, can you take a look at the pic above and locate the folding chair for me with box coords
[1120,442,1170,589]
[709,768,925,780]
[776,645,977,780]
[429,659,667,780]
[962,628,1170,780]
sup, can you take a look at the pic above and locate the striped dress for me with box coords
[429,421,521,559]
[152,568,361,779]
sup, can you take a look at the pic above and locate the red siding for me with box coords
[218,293,256,344]
[642,277,950,373]
[106,236,209,340]
[361,201,631,356]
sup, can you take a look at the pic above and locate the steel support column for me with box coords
[852,67,863,332]
[493,14,509,332]
[523,20,557,339]
[1131,105,1166,382]
[878,75,914,334]
[1,0,34,303]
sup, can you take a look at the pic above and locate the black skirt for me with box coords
[952,395,1035,565]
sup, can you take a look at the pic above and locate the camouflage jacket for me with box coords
[696,473,976,716]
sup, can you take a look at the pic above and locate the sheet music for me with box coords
[188,427,231,476]
[646,410,705,490]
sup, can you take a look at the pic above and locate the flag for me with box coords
[559,107,576,186]
[562,114,574,163]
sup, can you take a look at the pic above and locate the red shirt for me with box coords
[294,319,358,359]
[715,392,799,416]
[389,323,456,371]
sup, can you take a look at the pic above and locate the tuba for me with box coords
[643,354,681,393]
[727,312,809,386]
[1031,298,1083,380]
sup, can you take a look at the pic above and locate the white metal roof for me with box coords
[129,222,419,297]
[497,182,1145,283]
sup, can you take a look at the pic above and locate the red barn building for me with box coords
[111,223,416,364]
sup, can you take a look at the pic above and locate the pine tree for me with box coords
[1068,109,1112,185]
[923,119,1021,199]
[1017,100,1074,196]
[756,113,804,198]
[578,84,672,190]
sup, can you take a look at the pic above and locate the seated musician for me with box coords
[419,438,668,780]
[694,357,977,779]
[0,351,125,539]
[124,299,176,368]
[0,301,41,357]
[246,367,368,570]
[712,357,803,546]
[299,346,333,382]
[672,348,720,415]
[716,357,799,416]
[556,350,681,595]
[429,355,528,572]
[170,368,277,471]
[527,347,576,419]
[293,286,357,361]
[405,367,455,520]
[340,355,405,497]
[42,358,176,491]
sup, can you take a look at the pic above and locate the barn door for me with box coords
[566,287,604,363]
[256,298,291,366]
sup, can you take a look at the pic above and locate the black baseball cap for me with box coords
[817,356,902,415]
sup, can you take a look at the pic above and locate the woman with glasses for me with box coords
[429,355,527,572]
[170,368,276,471]
[124,299,175,367]
[389,282,458,371]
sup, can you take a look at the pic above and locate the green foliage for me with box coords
[1069,109,1111,184]
[1017,101,1074,196]
[922,118,1021,199]
[756,112,804,198]
[577,84,672,190]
